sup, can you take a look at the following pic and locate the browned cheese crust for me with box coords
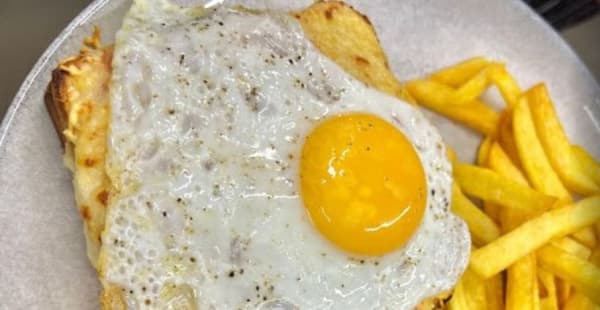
[45,28,113,268]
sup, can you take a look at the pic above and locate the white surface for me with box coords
[1,0,599,309]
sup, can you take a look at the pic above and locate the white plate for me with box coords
[0,0,598,309]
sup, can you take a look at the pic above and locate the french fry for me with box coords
[452,67,491,105]
[405,79,454,104]
[487,143,539,310]
[552,237,592,260]
[528,84,599,195]
[485,273,504,310]
[505,254,538,310]
[430,57,489,87]
[572,229,597,249]
[477,137,500,221]
[487,142,529,188]
[563,292,599,310]
[539,268,559,310]
[477,136,493,166]
[454,164,556,213]
[533,271,542,310]
[469,196,600,278]
[556,279,572,309]
[589,248,600,268]
[513,94,571,201]
[448,269,488,310]
[451,183,501,245]
[488,142,529,229]
[447,285,468,310]
[483,203,501,224]
[515,90,597,249]
[413,57,600,310]
[405,80,499,136]
[488,64,521,108]
[538,244,600,304]
[447,145,458,164]
[571,145,600,188]
[497,110,522,168]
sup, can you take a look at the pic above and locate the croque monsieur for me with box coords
[46,1,467,309]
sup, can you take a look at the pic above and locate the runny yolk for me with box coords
[300,113,426,256]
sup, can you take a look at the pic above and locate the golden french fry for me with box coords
[430,57,489,87]
[454,164,556,213]
[477,137,500,221]
[447,281,469,310]
[571,145,600,188]
[563,292,599,310]
[505,254,538,310]
[538,244,600,304]
[451,184,501,245]
[497,110,522,168]
[447,145,458,164]
[487,142,539,310]
[572,228,597,249]
[552,237,592,260]
[439,100,499,136]
[556,278,572,309]
[488,64,521,108]
[484,273,504,310]
[448,269,488,310]
[405,80,499,136]
[406,79,454,104]
[539,268,559,310]
[513,94,571,200]
[590,248,600,268]
[528,84,599,195]
[533,271,541,310]
[477,136,493,166]
[488,142,529,229]
[469,196,600,278]
[483,202,500,224]
[452,67,491,105]
[488,142,528,187]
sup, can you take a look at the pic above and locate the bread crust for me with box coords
[45,29,113,268]
[45,68,70,146]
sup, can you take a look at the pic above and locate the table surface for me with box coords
[1,0,598,120]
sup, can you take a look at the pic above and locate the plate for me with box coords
[0,0,598,308]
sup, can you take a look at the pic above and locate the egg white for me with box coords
[100,0,470,309]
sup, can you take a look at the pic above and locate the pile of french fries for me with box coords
[406,57,600,310]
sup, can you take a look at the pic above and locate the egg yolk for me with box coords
[300,113,426,255]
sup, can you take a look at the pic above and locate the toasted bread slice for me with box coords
[45,28,113,268]
[47,2,443,309]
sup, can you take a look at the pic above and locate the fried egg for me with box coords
[100,0,470,309]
